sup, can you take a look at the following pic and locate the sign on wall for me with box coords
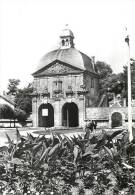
[42,109,48,116]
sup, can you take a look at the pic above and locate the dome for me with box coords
[36,47,95,73]
[34,28,97,75]
[60,28,74,38]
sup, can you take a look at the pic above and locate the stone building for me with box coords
[32,27,99,128]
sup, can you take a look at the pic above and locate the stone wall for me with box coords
[32,96,85,127]
[86,106,135,128]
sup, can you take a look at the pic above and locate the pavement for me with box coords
[0,126,124,147]
[0,127,84,146]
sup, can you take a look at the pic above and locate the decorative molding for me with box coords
[52,92,64,100]
[31,91,38,97]
[39,62,79,75]
[77,90,88,95]
[66,90,74,96]
[41,87,50,97]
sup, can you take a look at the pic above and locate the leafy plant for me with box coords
[0,128,135,194]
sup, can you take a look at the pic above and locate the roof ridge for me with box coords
[0,95,15,106]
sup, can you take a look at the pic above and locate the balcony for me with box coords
[53,89,62,94]
[77,89,88,95]
[41,88,50,97]
[65,86,74,96]
[66,89,74,96]
[77,84,88,95]
[30,91,38,97]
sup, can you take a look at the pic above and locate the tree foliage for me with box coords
[6,79,33,116]
[95,60,135,103]
[7,79,20,95]
[14,108,27,126]
[15,83,33,116]
[0,104,14,119]
[0,104,27,126]
[95,61,113,79]
[95,61,122,100]
[5,80,33,124]
[120,59,135,99]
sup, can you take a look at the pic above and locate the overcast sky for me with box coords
[0,0,135,93]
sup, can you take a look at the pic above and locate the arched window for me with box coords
[53,80,62,93]
[62,40,65,46]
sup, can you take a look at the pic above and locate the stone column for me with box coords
[78,98,85,127]
[32,98,38,127]
[54,101,61,127]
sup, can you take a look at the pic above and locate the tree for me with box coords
[95,61,113,96]
[14,108,27,126]
[95,61,113,79]
[95,61,126,104]
[15,83,33,116]
[119,59,135,100]
[0,104,15,119]
[7,79,20,95]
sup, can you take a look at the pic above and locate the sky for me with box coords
[0,0,135,93]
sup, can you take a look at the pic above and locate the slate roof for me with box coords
[34,48,96,74]
[0,95,15,106]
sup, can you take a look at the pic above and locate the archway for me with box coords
[38,103,54,127]
[62,102,79,127]
[111,112,122,128]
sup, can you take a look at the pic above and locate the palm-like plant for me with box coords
[0,128,135,194]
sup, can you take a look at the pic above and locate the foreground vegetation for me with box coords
[0,128,135,195]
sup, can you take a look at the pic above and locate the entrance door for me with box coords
[38,103,54,127]
[111,112,122,128]
[62,102,78,127]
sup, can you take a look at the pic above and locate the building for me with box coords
[32,27,135,129]
[32,27,99,128]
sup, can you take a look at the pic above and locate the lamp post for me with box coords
[125,34,133,141]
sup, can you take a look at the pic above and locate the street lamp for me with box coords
[125,34,133,141]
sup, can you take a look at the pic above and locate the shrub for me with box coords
[0,128,135,194]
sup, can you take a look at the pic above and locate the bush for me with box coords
[0,128,135,194]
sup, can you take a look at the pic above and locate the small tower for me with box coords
[60,25,74,49]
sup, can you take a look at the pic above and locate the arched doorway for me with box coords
[62,102,79,127]
[38,103,54,127]
[111,112,122,128]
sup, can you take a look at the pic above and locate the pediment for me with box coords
[33,60,83,76]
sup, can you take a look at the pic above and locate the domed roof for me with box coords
[36,47,95,73]
[34,27,97,75]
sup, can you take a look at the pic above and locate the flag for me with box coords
[125,35,129,47]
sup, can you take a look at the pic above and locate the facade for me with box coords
[32,28,99,128]
[32,27,135,129]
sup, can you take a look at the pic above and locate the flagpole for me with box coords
[125,35,133,141]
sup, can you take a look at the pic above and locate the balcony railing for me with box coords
[66,89,74,96]
[53,89,62,94]
[77,89,88,95]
